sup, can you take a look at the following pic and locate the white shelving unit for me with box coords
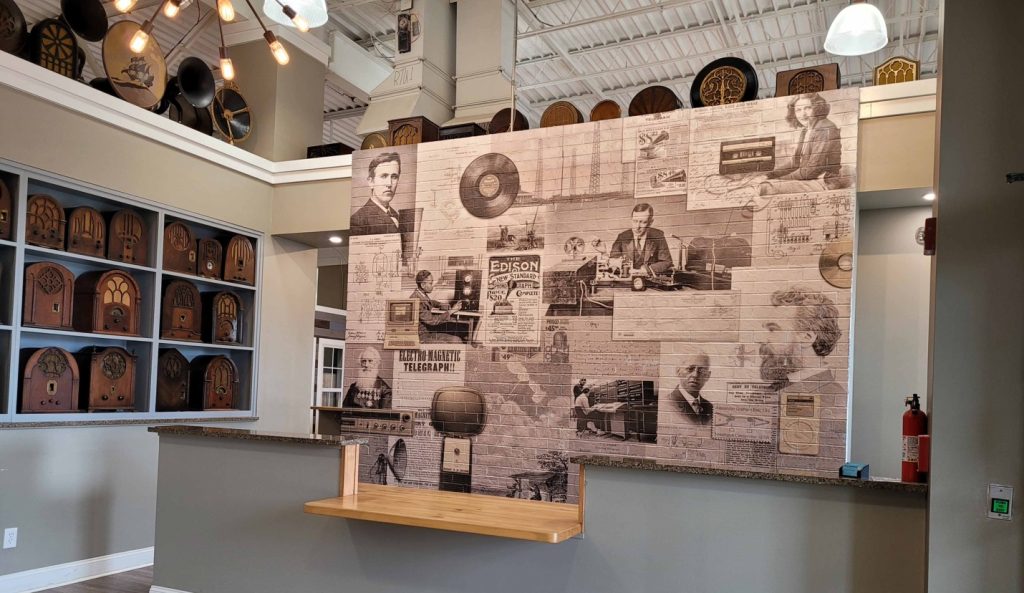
[0,159,263,425]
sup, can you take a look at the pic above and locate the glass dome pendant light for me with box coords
[262,0,327,31]
[824,0,889,56]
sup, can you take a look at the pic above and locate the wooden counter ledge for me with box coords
[305,483,584,544]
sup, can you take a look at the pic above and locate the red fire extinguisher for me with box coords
[902,394,928,483]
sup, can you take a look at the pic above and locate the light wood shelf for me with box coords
[305,468,584,544]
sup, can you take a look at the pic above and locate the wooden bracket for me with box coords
[339,444,360,497]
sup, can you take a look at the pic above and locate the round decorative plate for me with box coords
[690,57,759,108]
[103,21,167,110]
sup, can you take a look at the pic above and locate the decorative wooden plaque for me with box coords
[26,194,66,250]
[197,238,223,279]
[73,269,141,335]
[540,101,583,128]
[163,221,196,274]
[589,99,621,122]
[66,206,107,257]
[23,261,74,329]
[108,209,147,265]
[775,64,841,97]
[874,57,920,85]
[190,355,239,410]
[21,347,80,413]
[157,348,190,412]
[388,116,440,146]
[76,346,137,412]
[30,19,77,79]
[161,279,202,341]
[628,85,681,116]
[204,291,243,344]
[223,235,255,285]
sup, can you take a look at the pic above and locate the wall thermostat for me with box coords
[988,484,1013,520]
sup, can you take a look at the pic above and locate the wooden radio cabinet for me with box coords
[108,208,148,265]
[0,178,12,241]
[161,280,202,341]
[157,348,191,412]
[23,261,75,329]
[26,194,66,250]
[66,206,106,257]
[190,355,239,410]
[163,221,197,274]
[20,347,80,413]
[76,346,137,412]
[197,238,223,279]
[204,291,243,344]
[223,235,255,285]
[72,269,142,335]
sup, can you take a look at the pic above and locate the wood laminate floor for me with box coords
[40,566,152,593]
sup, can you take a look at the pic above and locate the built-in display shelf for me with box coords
[159,339,254,351]
[162,269,257,292]
[24,244,157,273]
[21,327,153,343]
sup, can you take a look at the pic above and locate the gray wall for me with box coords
[851,206,932,478]
[153,436,927,593]
[929,0,1024,591]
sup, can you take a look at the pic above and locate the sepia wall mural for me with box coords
[342,88,859,502]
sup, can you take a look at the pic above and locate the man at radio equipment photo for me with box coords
[411,270,466,344]
[609,203,674,275]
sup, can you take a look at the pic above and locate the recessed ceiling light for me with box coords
[923,192,936,202]
[328,235,343,244]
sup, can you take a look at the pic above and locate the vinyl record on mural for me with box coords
[459,153,520,219]
[819,239,853,289]
[0,0,29,55]
[690,57,758,108]
[103,20,167,110]
[60,0,108,42]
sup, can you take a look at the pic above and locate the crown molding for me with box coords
[0,52,351,185]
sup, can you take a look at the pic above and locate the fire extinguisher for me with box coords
[902,393,928,483]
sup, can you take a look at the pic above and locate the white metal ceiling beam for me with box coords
[517,0,840,67]
[165,9,218,64]
[524,34,940,109]
[517,0,707,39]
[517,10,938,92]
[517,0,605,107]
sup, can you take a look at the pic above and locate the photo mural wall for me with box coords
[343,88,858,502]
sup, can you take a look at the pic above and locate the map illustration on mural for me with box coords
[345,88,859,502]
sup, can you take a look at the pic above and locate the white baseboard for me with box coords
[150,587,194,593]
[0,547,153,593]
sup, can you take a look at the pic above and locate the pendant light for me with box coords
[129,0,168,53]
[163,0,182,18]
[217,16,235,81]
[824,0,888,56]
[262,0,327,31]
[114,0,137,12]
[217,0,236,21]
[241,0,290,65]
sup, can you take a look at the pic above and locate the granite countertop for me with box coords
[149,425,368,448]
[2,416,258,429]
[570,455,928,495]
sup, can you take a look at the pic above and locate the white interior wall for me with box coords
[851,206,932,478]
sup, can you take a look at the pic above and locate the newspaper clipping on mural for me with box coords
[484,254,542,347]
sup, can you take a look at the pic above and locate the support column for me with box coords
[444,0,516,127]
[356,0,456,136]
[225,22,329,161]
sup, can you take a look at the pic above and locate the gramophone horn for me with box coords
[153,76,180,115]
[177,57,216,109]
[60,0,107,43]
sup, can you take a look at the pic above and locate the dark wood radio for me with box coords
[160,280,202,341]
[163,221,196,274]
[72,270,142,335]
[66,206,106,257]
[388,115,440,146]
[76,346,137,412]
[197,238,223,279]
[0,177,12,241]
[223,235,255,285]
[156,348,190,412]
[108,209,148,265]
[26,194,66,250]
[20,347,80,413]
[190,355,239,410]
[23,261,75,329]
[203,291,243,344]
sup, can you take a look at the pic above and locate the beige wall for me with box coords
[858,112,936,192]
[0,84,318,575]
[272,177,351,234]
[0,86,274,232]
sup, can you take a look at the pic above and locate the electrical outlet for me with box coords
[3,528,16,549]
